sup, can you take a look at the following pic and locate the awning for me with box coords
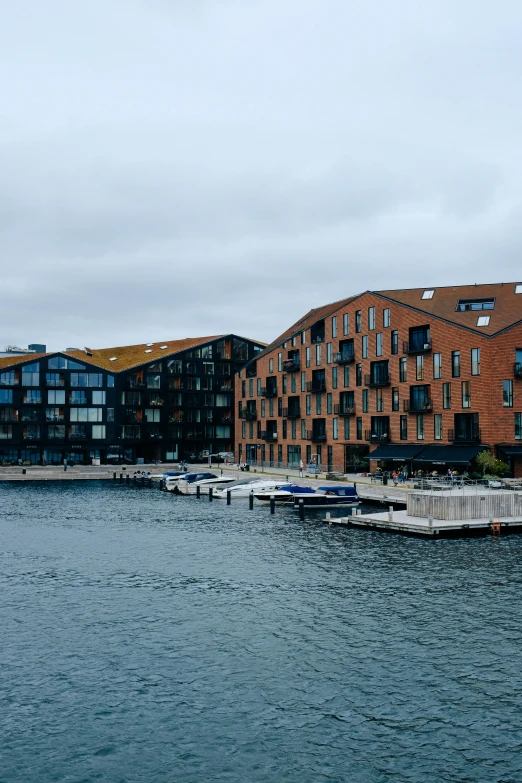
[413,445,486,465]
[368,444,425,461]
[497,445,522,457]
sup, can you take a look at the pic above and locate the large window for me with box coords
[503,380,513,407]
[0,425,13,439]
[46,407,64,422]
[70,408,104,422]
[22,363,40,386]
[145,409,161,423]
[0,371,17,385]
[92,391,106,405]
[24,389,41,404]
[92,425,106,439]
[0,390,14,404]
[48,425,65,439]
[146,375,161,389]
[70,373,104,387]
[46,373,63,387]
[433,353,442,379]
[48,390,65,404]
[48,357,85,370]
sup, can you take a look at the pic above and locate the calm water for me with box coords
[1,483,521,783]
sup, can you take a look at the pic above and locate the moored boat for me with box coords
[253,485,317,504]
[213,479,293,499]
[292,486,359,508]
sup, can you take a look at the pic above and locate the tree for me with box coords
[475,450,509,476]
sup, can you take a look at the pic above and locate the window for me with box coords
[343,313,349,335]
[316,394,322,415]
[0,371,16,385]
[316,344,321,366]
[70,373,104,387]
[306,347,311,368]
[92,425,106,439]
[462,381,471,408]
[391,331,399,355]
[242,421,246,438]
[451,351,460,378]
[443,383,451,409]
[399,358,407,383]
[376,388,383,412]
[24,389,41,404]
[503,380,513,408]
[356,417,362,440]
[260,399,265,417]
[416,355,424,381]
[92,391,106,405]
[327,343,333,364]
[332,367,338,389]
[456,299,494,311]
[362,336,368,359]
[70,408,104,422]
[362,389,368,413]
[355,311,361,333]
[477,316,490,326]
[22,362,40,386]
[344,417,350,440]
[471,348,480,375]
[278,353,282,372]
[400,416,407,440]
[376,333,383,357]
[282,420,287,440]
[282,375,287,394]
[516,284,522,294]
[332,316,337,338]
[434,414,442,440]
[249,379,253,397]
[356,364,362,386]
[46,373,62,387]
[48,390,65,404]
[392,387,399,411]
[422,290,434,299]
[343,366,350,388]
[48,425,65,439]
[257,379,262,396]
[368,307,375,330]
[145,409,161,422]
[327,393,332,415]
[333,418,338,440]
[0,390,13,404]
[269,398,274,417]
[45,407,64,422]
[516,413,522,439]
[291,420,296,440]
[383,309,390,328]
[417,415,424,440]
[241,381,246,398]
[301,330,306,345]
[0,425,13,440]
[433,353,442,379]
[306,395,311,415]
[107,375,114,388]
[301,372,306,392]
[107,408,114,422]
[291,373,296,393]
[269,359,273,373]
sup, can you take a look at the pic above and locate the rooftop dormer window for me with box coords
[456,299,495,312]
[477,316,490,326]
[516,284,522,294]
[421,290,434,299]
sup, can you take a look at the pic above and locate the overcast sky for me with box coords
[2,0,522,351]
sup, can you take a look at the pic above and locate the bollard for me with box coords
[270,495,275,514]
[354,482,357,491]
[22,468,26,475]
[221,469,223,476]
[126,473,130,483]
[299,499,305,521]
[119,473,123,483]
[209,487,213,502]
[249,491,254,510]
[196,484,201,498]
[133,476,137,486]
[428,515,433,530]
[113,472,116,480]
[286,475,289,482]
[227,489,231,505]
[326,512,331,523]
[388,505,394,523]
[64,465,67,472]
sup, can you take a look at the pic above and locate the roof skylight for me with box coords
[144,349,153,353]
[516,284,522,294]
[477,316,490,326]
[160,345,168,349]
[109,357,118,361]
[146,343,154,347]
[422,290,434,299]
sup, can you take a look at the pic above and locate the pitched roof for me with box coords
[0,353,48,371]
[375,282,522,335]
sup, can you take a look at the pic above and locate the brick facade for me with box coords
[235,285,522,476]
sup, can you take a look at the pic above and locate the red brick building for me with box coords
[235,283,522,477]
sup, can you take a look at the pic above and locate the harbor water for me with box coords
[1,482,521,783]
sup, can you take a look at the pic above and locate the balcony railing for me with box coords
[261,431,278,441]
[0,378,19,385]
[282,407,301,418]
[311,335,325,344]
[365,430,391,443]
[306,381,326,393]
[403,398,433,413]
[220,384,233,392]
[240,410,257,420]
[0,416,18,423]
[515,363,522,378]
[364,373,390,387]
[69,433,88,440]
[282,358,300,372]
[403,340,432,354]
[127,379,146,389]
[334,404,355,416]
[70,397,88,405]
[261,386,278,397]
[306,430,326,442]
[334,351,355,364]
[448,428,481,443]
[46,380,65,387]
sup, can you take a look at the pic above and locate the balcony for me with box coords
[334,351,355,365]
[147,398,165,407]
[219,415,233,424]
[261,386,278,397]
[246,366,257,378]
[0,378,19,386]
[448,428,481,443]
[70,396,88,405]
[515,363,522,378]
[403,398,433,413]
[365,430,391,443]
[364,373,390,387]
[46,380,65,387]
[282,358,300,372]
[334,404,355,416]
[282,407,301,418]
[220,384,233,392]
[69,432,88,440]
[186,431,205,440]
[306,381,326,393]
[403,340,432,354]
[240,410,257,420]
[306,430,326,443]
[261,431,278,441]
[127,378,146,389]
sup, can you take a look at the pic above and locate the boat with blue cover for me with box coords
[253,485,317,504]
[293,485,360,508]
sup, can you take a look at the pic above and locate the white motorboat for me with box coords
[253,485,317,504]
[176,475,237,495]
[164,471,217,492]
[213,479,293,499]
